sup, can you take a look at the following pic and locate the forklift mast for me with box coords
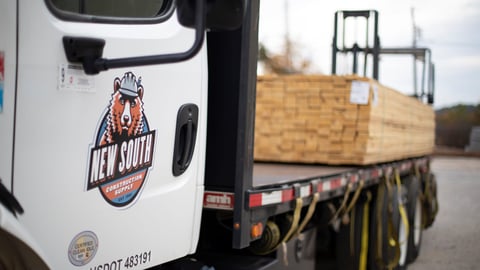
[331,9,435,104]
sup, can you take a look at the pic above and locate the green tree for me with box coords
[258,42,312,75]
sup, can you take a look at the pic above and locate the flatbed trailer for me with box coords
[194,6,438,269]
[197,156,434,269]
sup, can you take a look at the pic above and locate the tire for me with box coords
[404,175,423,264]
[249,220,281,255]
[335,192,371,270]
[368,183,401,270]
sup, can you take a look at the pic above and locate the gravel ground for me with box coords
[408,156,480,270]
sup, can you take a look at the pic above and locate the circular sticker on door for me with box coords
[68,231,99,266]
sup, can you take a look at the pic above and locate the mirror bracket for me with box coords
[63,0,205,75]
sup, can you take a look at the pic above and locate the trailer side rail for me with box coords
[203,156,429,248]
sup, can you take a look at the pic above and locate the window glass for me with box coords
[50,0,169,18]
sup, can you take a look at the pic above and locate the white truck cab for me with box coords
[0,2,439,270]
[0,0,243,268]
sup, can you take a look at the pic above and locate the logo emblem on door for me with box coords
[86,72,156,207]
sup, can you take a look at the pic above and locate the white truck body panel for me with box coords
[6,1,208,268]
[0,1,15,191]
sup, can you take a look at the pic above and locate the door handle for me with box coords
[180,118,193,169]
[173,104,198,176]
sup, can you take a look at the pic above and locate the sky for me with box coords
[258,0,480,109]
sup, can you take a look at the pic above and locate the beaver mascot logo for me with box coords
[87,72,156,207]
[101,72,145,145]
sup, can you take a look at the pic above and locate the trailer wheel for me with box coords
[249,220,281,255]
[403,175,422,264]
[368,182,401,270]
[335,192,371,270]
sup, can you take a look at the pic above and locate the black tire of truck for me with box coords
[335,191,371,270]
[403,175,423,264]
[368,182,402,270]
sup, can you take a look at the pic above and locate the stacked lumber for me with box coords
[254,74,435,165]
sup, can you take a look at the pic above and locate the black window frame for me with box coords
[45,0,175,24]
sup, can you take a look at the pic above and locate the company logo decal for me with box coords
[87,72,156,207]
[203,191,234,210]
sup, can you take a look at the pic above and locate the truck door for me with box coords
[13,0,207,268]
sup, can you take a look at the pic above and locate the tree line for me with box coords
[435,104,480,148]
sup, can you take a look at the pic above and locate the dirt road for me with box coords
[409,156,480,270]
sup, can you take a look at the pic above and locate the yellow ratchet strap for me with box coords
[346,180,365,256]
[395,169,410,247]
[283,192,321,266]
[296,192,320,237]
[280,197,303,266]
[377,173,400,270]
[330,182,353,224]
[255,197,303,258]
[344,180,365,221]
[359,191,372,270]
[385,171,401,270]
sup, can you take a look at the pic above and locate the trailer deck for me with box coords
[203,156,430,249]
[253,163,356,188]
[204,157,430,211]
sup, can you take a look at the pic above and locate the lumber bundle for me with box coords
[254,74,435,165]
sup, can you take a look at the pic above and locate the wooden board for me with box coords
[254,74,435,165]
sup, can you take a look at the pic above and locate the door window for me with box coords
[48,0,172,21]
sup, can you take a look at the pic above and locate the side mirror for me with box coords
[64,0,245,75]
[177,0,246,31]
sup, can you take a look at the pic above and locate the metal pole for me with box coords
[411,7,418,97]
[372,10,379,80]
[331,12,339,74]
[363,14,370,77]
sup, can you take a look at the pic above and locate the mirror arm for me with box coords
[64,0,205,75]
